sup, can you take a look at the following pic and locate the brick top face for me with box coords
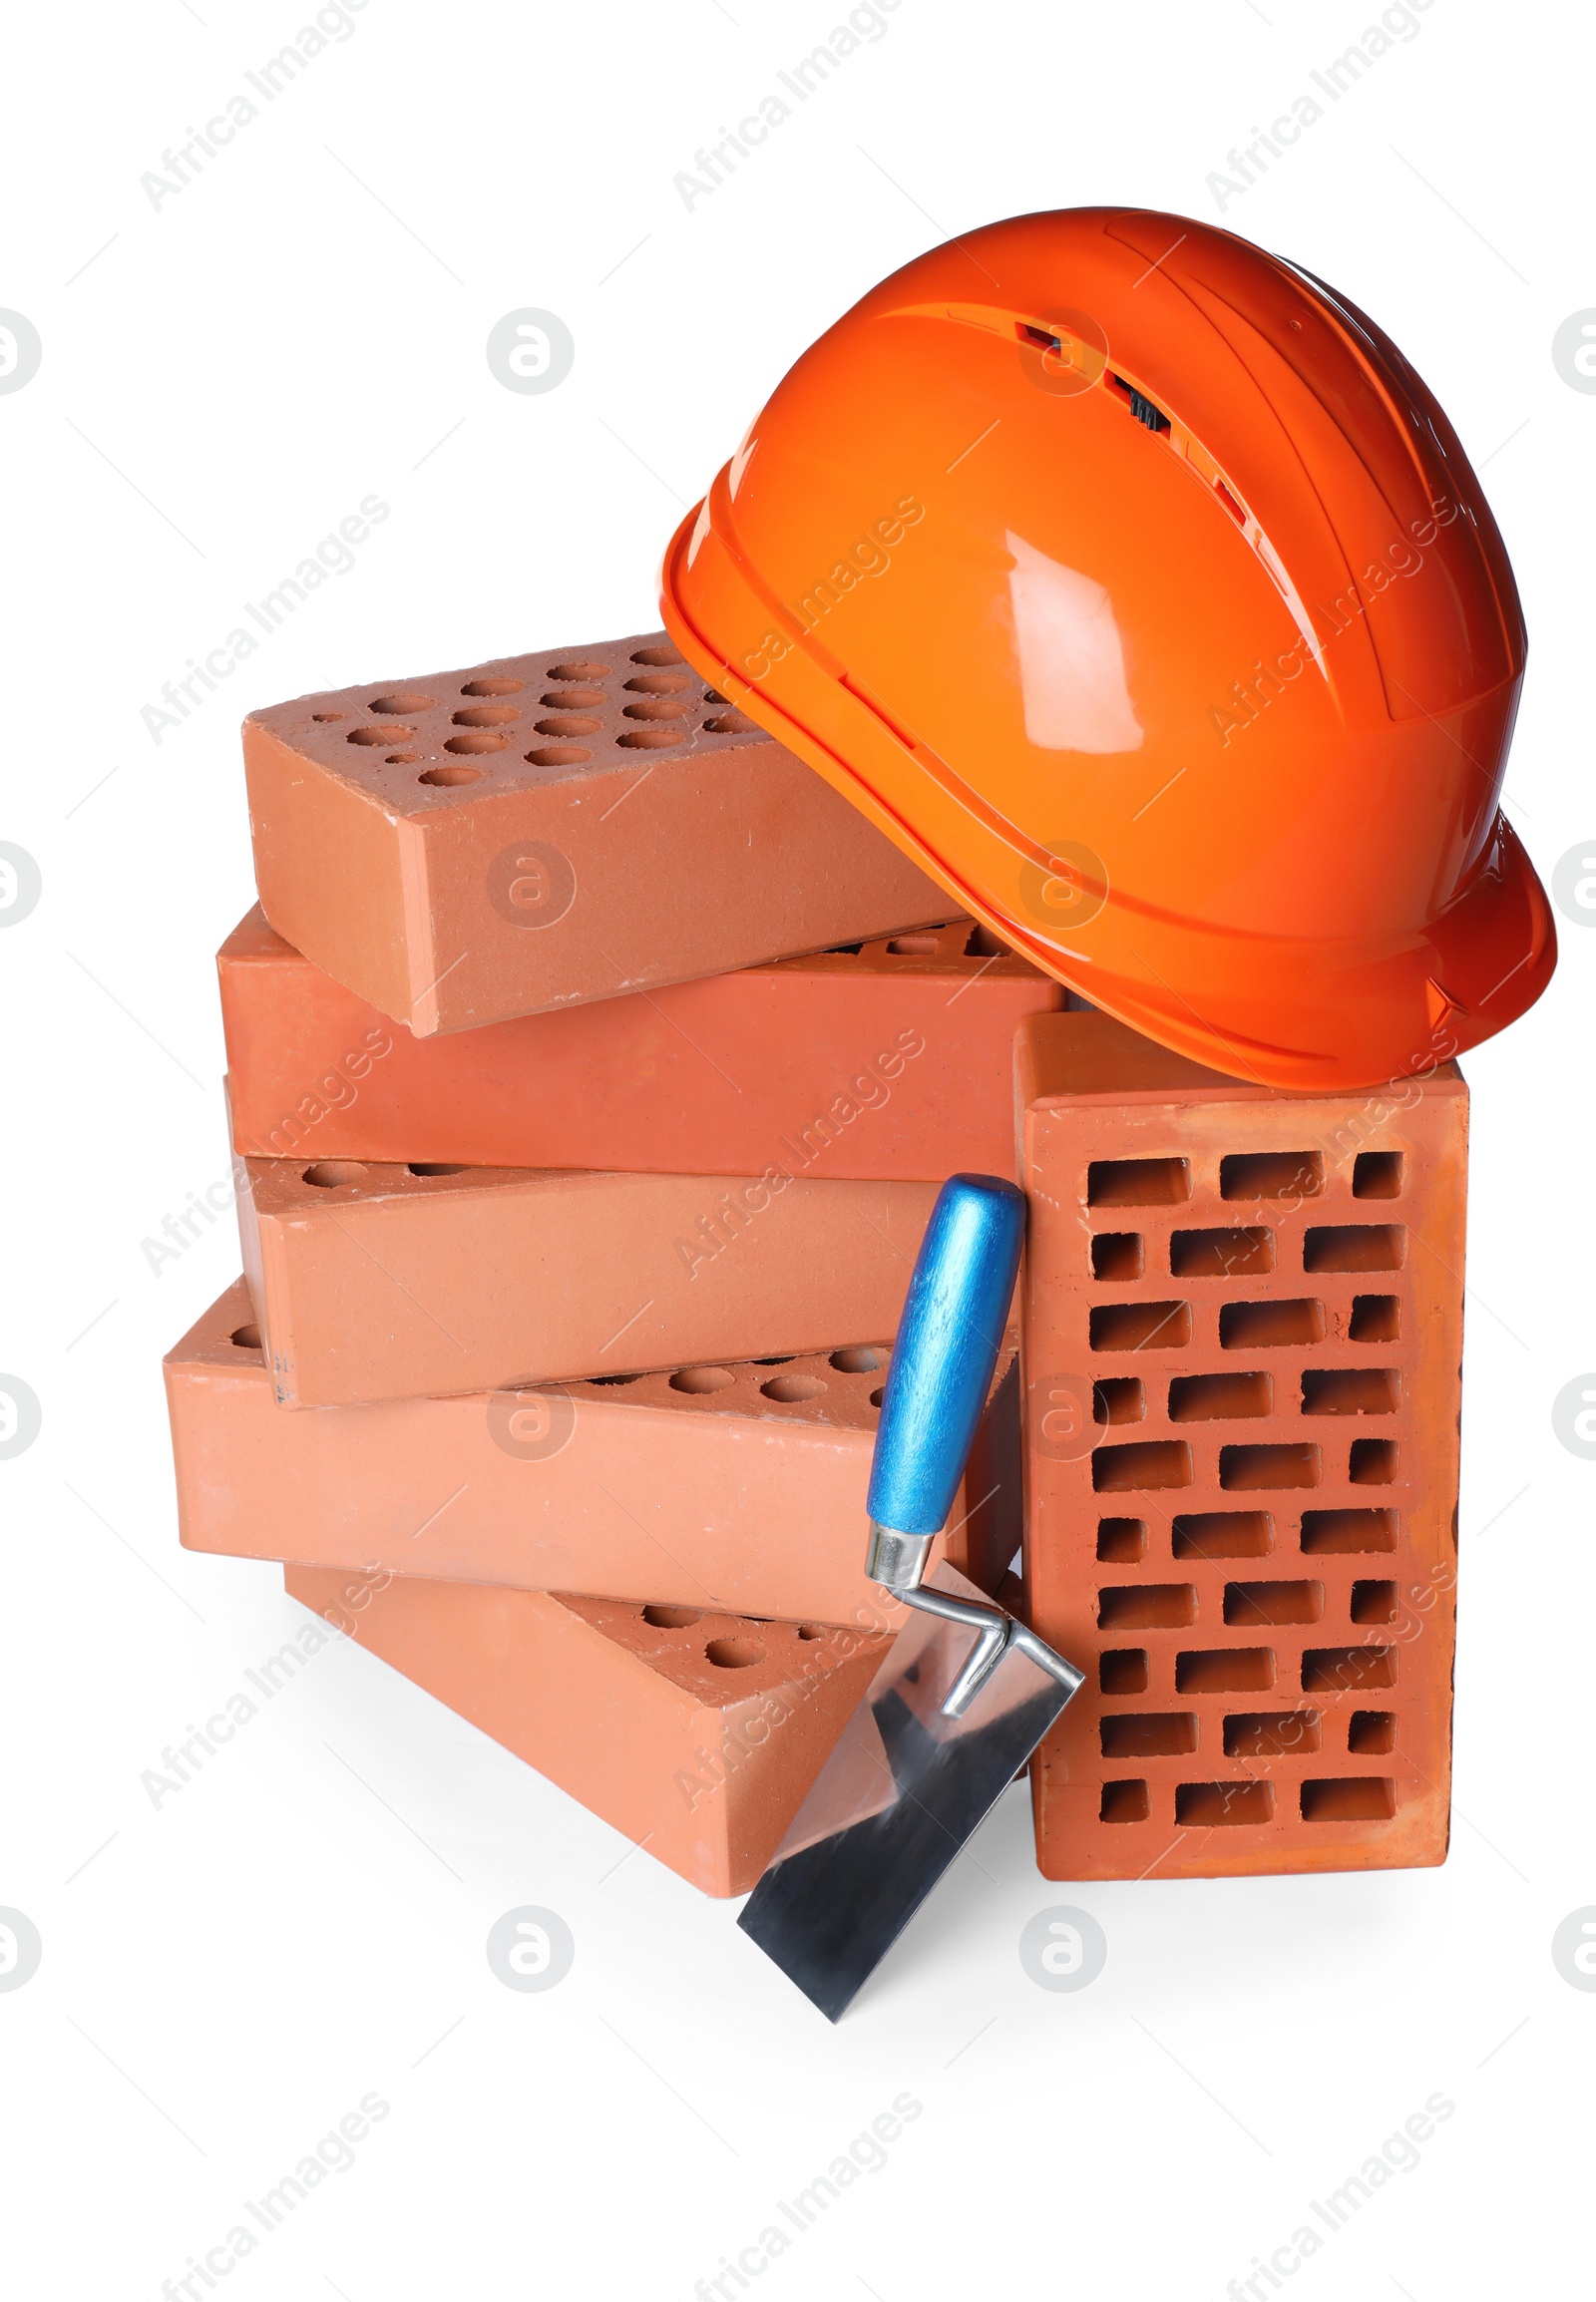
[244,629,771,817]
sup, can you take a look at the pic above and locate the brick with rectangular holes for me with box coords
[166,1280,1018,1621]
[284,1564,891,1897]
[1018,1009,1466,1879]
[219,908,1059,1180]
[243,630,954,1034]
[235,1152,940,1406]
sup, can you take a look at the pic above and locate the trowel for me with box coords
[738,1174,1083,2020]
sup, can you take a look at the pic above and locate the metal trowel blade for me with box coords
[737,1565,1080,2022]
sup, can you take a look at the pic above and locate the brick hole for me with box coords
[534,715,601,738]
[1350,1438,1398,1486]
[670,1366,736,1394]
[1176,1780,1274,1826]
[1169,1370,1272,1421]
[1220,1150,1325,1202]
[826,941,866,956]
[1353,1151,1403,1199]
[1176,1648,1275,1693]
[1224,1710,1320,1757]
[407,1162,466,1176]
[1349,1294,1400,1343]
[452,705,519,728]
[526,746,591,766]
[761,1374,826,1402]
[229,1324,261,1350]
[868,1387,886,1407]
[1093,1377,1144,1425]
[1304,1224,1404,1273]
[1300,1507,1397,1554]
[1091,1232,1142,1282]
[622,699,688,722]
[420,764,482,785]
[1089,1301,1190,1351]
[547,659,611,680]
[460,677,524,697]
[367,692,435,714]
[539,687,603,707]
[617,727,686,748]
[705,1637,763,1669]
[1088,1156,1190,1207]
[641,1605,700,1628]
[1219,1442,1321,1490]
[630,645,683,666]
[1302,1646,1396,1692]
[702,687,728,704]
[886,935,942,956]
[1220,1298,1324,1348]
[1092,1439,1192,1492]
[1302,1366,1399,1415]
[1301,1777,1396,1821]
[383,753,417,765]
[796,1624,827,1641]
[347,725,410,746]
[702,711,760,734]
[1096,1517,1146,1563]
[1350,1580,1399,1625]
[311,711,344,722]
[623,673,690,695]
[1223,1579,1324,1627]
[1100,1780,1150,1823]
[753,1356,794,1365]
[301,1161,368,1188]
[1171,1225,1274,1279]
[1098,1583,1196,1630]
[442,732,507,756]
[588,1372,645,1386]
[964,924,1010,957]
[1100,1713,1197,1758]
[1172,1510,1273,1560]
[829,1347,882,1373]
[1349,1710,1396,1753]
[1099,1650,1148,1695]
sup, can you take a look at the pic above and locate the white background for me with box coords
[2,0,1591,2295]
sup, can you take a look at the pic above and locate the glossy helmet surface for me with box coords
[660,207,1553,1087]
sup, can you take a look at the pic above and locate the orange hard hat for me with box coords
[659,206,1554,1090]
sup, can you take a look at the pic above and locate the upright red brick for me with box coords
[243,632,953,1034]
[1018,1011,1465,1879]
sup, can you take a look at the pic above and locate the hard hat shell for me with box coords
[659,206,1553,1090]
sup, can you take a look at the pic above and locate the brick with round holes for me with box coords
[284,1564,892,1897]
[234,1152,944,1407]
[1017,1008,1466,1880]
[165,1280,1019,1620]
[218,907,1059,1180]
[242,631,955,1035]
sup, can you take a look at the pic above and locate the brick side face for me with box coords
[1019,1012,1466,1880]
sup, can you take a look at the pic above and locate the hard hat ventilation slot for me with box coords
[1015,321,1063,354]
[1106,373,1171,434]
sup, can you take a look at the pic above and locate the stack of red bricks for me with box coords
[163,632,1056,1894]
[164,627,1467,1897]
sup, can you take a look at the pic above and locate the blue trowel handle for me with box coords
[866,1174,1024,1572]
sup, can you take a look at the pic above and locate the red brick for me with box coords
[1018,1010,1465,1879]
[220,909,1058,1181]
[244,631,953,1035]
[167,1281,1019,1622]
[236,1153,940,1407]
[286,1565,891,1897]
